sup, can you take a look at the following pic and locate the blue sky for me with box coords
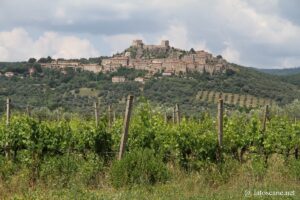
[0,0,300,68]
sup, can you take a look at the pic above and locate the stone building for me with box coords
[162,71,173,76]
[132,40,144,48]
[39,40,233,77]
[161,40,170,48]
[102,57,129,67]
[5,72,14,78]
[134,77,145,83]
[112,76,126,83]
[131,40,170,50]
[29,67,36,76]
[81,64,102,73]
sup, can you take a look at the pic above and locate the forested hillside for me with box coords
[1,62,300,116]
[258,67,300,76]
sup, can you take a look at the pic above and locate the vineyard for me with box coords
[0,97,299,199]
[196,90,277,108]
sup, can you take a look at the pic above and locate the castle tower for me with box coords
[132,40,143,48]
[161,40,170,48]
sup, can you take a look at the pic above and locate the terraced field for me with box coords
[196,90,276,108]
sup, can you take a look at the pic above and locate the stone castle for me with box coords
[132,39,170,49]
[41,40,233,75]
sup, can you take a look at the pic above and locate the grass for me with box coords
[71,87,99,97]
[79,87,99,97]
[0,155,299,200]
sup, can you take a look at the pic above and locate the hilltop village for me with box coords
[39,40,234,77]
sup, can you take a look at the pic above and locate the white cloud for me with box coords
[212,0,300,67]
[221,42,240,63]
[281,57,300,68]
[0,27,99,61]
[159,23,189,49]
[159,22,210,52]
[102,33,145,54]
[0,0,300,67]
[0,46,9,60]
[216,0,300,44]
[244,0,279,14]
[54,7,66,19]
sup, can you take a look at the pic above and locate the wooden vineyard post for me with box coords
[295,118,299,159]
[217,99,223,162]
[118,95,134,160]
[6,98,11,126]
[164,112,167,123]
[175,104,180,125]
[26,105,31,117]
[261,105,269,165]
[5,98,11,158]
[262,105,269,132]
[108,105,112,128]
[113,110,116,123]
[94,101,99,127]
[98,98,101,119]
[172,107,176,124]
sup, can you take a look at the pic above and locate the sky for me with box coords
[0,0,300,68]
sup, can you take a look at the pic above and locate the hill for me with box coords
[255,66,300,88]
[143,64,300,107]
[280,72,300,87]
[1,61,300,116]
[1,39,300,115]
[257,67,300,76]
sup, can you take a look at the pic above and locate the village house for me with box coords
[39,40,232,77]
[162,71,173,76]
[102,57,129,67]
[29,67,36,76]
[4,72,14,78]
[54,60,80,68]
[81,64,102,73]
[134,77,145,84]
[112,76,126,83]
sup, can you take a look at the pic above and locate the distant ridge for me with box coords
[257,67,300,76]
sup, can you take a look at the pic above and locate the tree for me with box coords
[189,48,196,54]
[38,57,47,63]
[38,56,53,63]
[216,55,223,59]
[46,56,53,63]
[28,58,37,63]
[33,63,42,72]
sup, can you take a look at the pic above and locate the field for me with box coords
[0,100,299,199]
[196,90,277,108]
[1,155,299,199]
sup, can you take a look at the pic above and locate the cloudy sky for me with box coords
[0,0,300,68]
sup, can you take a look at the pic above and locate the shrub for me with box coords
[39,152,104,188]
[0,156,18,181]
[75,152,104,187]
[110,148,169,188]
[246,155,267,181]
[199,156,239,185]
[39,153,79,188]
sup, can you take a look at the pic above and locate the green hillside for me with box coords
[257,67,300,76]
[280,73,300,87]
[1,60,300,116]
